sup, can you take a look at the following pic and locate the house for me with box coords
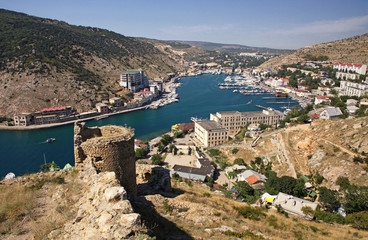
[236,170,267,184]
[314,96,330,105]
[13,113,33,126]
[224,165,247,175]
[176,123,195,132]
[134,139,149,151]
[272,192,318,219]
[96,103,109,113]
[170,158,214,181]
[360,98,368,106]
[347,105,359,114]
[319,107,342,120]
[109,97,124,107]
[346,99,358,106]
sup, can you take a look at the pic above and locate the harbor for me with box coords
[0,73,299,178]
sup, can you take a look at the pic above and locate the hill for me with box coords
[175,40,292,54]
[0,9,183,116]
[219,116,368,190]
[258,33,368,70]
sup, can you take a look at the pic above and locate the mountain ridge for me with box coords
[0,9,183,116]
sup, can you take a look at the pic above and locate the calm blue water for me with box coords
[0,74,299,177]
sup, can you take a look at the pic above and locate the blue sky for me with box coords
[1,0,368,49]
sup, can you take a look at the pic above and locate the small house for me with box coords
[319,107,342,120]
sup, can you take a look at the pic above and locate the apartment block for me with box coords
[194,120,228,148]
[210,109,284,136]
[120,70,149,92]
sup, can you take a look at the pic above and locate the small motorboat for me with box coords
[46,138,55,143]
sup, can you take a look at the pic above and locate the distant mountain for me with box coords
[258,33,368,70]
[0,9,182,116]
[174,40,292,54]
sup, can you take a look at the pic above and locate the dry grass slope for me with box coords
[259,33,368,70]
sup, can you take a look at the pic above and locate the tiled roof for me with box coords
[316,96,329,99]
[246,175,259,185]
[41,106,66,112]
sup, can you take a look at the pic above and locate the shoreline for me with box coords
[0,106,147,131]
[1,77,184,131]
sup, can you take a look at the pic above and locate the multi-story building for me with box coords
[13,113,32,126]
[340,80,368,97]
[194,120,228,148]
[210,109,284,136]
[120,70,149,92]
[333,63,367,75]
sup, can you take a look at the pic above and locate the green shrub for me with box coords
[346,211,368,230]
[234,205,266,221]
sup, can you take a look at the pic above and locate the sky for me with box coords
[1,0,368,49]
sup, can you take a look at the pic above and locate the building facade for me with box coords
[333,63,367,75]
[210,109,284,136]
[120,70,149,92]
[340,80,368,97]
[194,120,228,148]
[13,113,32,126]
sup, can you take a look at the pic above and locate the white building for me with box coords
[194,120,228,148]
[319,107,342,120]
[340,80,368,97]
[210,109,284,136]
[272,192,318,219]
[120,70,149,92]
[333,63,367,75]
[314,96,330,105]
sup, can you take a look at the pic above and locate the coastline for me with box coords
[0,106,147,131]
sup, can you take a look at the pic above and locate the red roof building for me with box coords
[246,175,259,185]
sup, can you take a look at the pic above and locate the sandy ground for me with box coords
[165,153,199,169]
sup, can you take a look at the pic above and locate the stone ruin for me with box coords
[74,122,137,196]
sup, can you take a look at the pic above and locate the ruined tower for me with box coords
[74,122,137,196]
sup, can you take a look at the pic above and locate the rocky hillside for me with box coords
[258,33,368,70]
[0,9,184,116]
[222,116,368,190]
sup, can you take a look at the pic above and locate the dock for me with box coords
[267,102,294,104]
[256,105,269,110]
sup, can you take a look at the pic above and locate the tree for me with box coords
[234,181,254,199]
[174,131,183,138]
[346,211,368,230]
[135,148,147,159]
[301,206,315,219]
[232,148,239,154]
[161,134,172,146]
[157,142,166,153]
[41,161,59,172]
[151,154,164,165]
[336,176,350,190]
[318,187,340,212]
[169,144,176,153]
[234,158,245,165]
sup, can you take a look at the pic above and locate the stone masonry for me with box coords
[74,122,137,196]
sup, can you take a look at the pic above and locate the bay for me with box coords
[0,74,299,177]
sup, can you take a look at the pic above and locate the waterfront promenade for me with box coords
[0,106,147,131]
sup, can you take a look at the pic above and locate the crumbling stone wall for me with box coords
[74,122,137,196]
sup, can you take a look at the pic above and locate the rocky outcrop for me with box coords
[74,122,137,196]
[136,164,172,195]
[48,158,141,239]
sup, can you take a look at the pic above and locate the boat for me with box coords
[275,91,288,98]
[247,100,252,104]
[46,138,55,143]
